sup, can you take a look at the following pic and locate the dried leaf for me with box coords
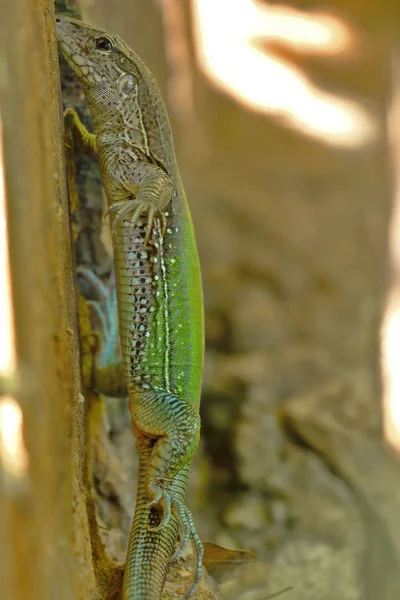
[202,542,257,583]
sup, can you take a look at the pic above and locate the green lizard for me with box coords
[56,16,204,600]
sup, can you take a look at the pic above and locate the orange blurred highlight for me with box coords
[192,0,377,148]
[244,3,356,56]
[0,118,27,476]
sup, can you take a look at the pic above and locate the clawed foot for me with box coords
[106,199,167,245]
[76,266,120,366]
[147,488,204,600]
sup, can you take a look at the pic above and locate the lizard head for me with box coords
[55,16,164,132]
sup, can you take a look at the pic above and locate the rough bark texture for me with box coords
[0,0,96,598]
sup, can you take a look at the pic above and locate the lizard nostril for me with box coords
[55,17,60,23]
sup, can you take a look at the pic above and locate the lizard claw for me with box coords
[106,199,167,246]
[103,201,126,229]
[170,497,192,561]
[144,207,156,246]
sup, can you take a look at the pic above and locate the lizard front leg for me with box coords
[64,107,98,159]
[63,108,98,216]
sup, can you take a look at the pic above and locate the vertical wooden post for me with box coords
[0,1,96,598]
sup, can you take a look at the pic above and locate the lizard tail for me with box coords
[123,440,189,599]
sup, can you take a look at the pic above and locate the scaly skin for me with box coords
[56,16,204,599]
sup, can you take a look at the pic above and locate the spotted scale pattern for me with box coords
[113,215,158,389]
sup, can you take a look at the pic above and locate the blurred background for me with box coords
[2,0,400,599]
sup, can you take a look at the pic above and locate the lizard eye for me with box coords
[118,73,137,96]
[95,36,113,51]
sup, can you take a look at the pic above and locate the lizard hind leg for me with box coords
[171,499,204,600]
[147,482,204,600]
[129,387,202,594]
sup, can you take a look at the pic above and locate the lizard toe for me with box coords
[147,488,172,532]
